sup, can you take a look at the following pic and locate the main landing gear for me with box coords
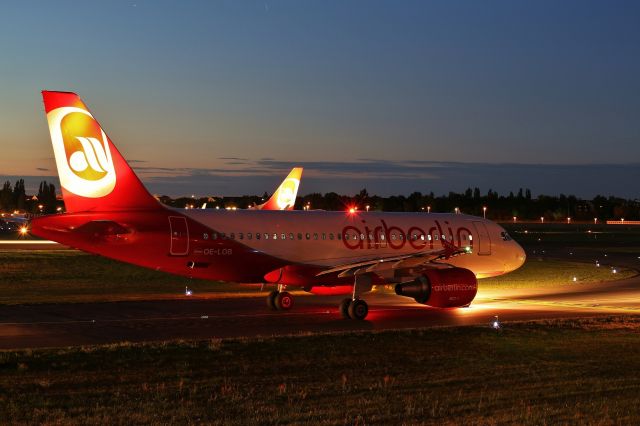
[339,298,368,320]
[266,286,293,311]
[339,273,373,320]
[265,273,373,320]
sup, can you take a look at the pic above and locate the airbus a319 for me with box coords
[31,91,525,320]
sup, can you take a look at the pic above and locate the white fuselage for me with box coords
[182,210,526,278]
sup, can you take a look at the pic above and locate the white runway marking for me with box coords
[0,240,58,245]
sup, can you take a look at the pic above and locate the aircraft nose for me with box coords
[513,242,526,270]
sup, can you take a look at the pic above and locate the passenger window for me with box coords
[427,235,432,241]
[313,233,318,240]
[247,233,252,240]
[322,233,326,240]
[297,233,303,240]
[380,234,385,241]
[337,233,342,240]
[289,233,294,240]
[280,233,285,240]
[434,235,438,240]
[211,233,218,240]
[273,233,278,240]
[420,235,424,241]
[256,233,261,240]
[264,233,269,240]
[368,233,373,240]
[230,233,235,240]
[220,233,226,239]
[329,233,334,240]
[391,233,396,240]
[469,235,473,241]
[306,233,310,240]
[203,233,208,240]
[360,234,365,240]
[239,233,243,240]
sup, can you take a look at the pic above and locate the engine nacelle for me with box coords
[395,267,477,308]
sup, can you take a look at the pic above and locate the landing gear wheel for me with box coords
[266,290,278,310]
[339,298,352,319]
[275,291,294,311]
[348,299,368,320]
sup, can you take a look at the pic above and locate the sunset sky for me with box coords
[1,1,639,197]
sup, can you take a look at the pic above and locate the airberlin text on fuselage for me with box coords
[341,219,473,251]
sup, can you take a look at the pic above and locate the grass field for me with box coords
[1,316,640,424]
[0,250,634,304]
[1,227,639,423]
[503,223,640,247]
[0,250,260,305]
[479,258,635,289]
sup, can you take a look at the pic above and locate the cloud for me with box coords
[5,161,639,198]
[218,157,249,161]
[130,159,640,198]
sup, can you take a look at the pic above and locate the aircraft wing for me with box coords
[316,240,470,278]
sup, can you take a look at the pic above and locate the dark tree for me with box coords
[0,181,13,211]
[13,179,25,211]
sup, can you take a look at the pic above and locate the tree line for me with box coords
[0,180,60,214]
[2,179,639,221]
[165,187,640,222]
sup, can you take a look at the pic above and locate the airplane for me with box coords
[203,167,302,210]
[30,91,526,320]
[251,167,303,210]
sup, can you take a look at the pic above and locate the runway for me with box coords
[0,244,639,349]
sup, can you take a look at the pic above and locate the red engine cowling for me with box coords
[395,267,477,308]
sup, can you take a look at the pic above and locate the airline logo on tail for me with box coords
[275,176,300,209]
[256,167,303,210]
[47,106,116,198]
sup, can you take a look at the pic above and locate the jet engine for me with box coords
[394,267,477,308]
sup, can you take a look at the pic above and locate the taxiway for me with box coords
[0,244,638,349]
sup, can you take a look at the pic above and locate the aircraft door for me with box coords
[169,216,189,255]
[472,221,491,255]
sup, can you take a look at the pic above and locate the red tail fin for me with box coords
[42,91,159,212]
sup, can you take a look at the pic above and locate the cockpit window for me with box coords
[501,231,512,241]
